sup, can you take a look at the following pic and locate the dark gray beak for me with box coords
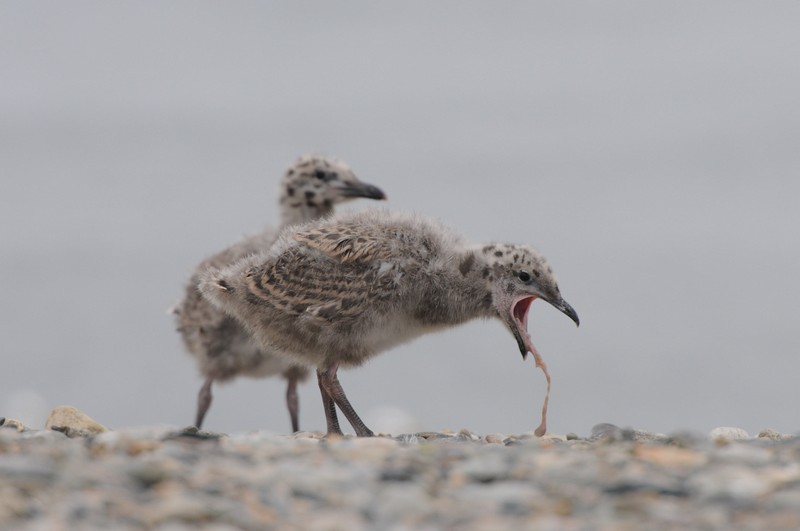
[547,297,580,327]
[340,182,386,200]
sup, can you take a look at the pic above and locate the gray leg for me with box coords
[195,376,213,429]
[318,362,374,437]
[286,375,300,433]
[316,369,343,436]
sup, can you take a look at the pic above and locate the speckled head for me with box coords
[477,243,579,360]
[279,155,386,225]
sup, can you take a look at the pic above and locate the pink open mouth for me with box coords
[512,295,539,359]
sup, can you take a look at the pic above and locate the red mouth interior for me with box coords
[513,295,536,327]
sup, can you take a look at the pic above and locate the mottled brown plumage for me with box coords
[174,155,386,430]
[200,209,578,437]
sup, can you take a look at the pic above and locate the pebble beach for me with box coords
[2,411,800,530]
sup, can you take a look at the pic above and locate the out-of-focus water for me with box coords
[2,2,799,436]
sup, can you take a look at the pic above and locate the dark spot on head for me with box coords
[532,269,540,278]
[494,251,503,258]
[482,245,495,254]
[513,254,519,263]
[287,169,295,175]
[287,186,295,197]
[305,190,315,199]
[458,253,475,276]
[505,283,514,294]
[323,199,332,209]
[482,267,491,279]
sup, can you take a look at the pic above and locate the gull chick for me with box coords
[199,209,578,437]
[174,155,386,431]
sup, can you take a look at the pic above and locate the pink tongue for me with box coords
[522,331,551,437]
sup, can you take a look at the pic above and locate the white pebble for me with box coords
[709,427,750,442]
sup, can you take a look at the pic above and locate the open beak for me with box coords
[508,295,579,360]
[339,181,387,200]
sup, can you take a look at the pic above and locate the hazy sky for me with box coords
[2,2,799,436]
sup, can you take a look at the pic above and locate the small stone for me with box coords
[0,418,26,432]
[590,423,666,443]
[709,427,750,443]
[565,432,579,441]
[758,428,791,441]
[454,452,511,483]
[0,455,57,485]
[457,428,480,441]
[163,426,225,441]
[633,445,707,469]
[590,423,622,440]
[687,465,772,501]
[126,458,176,488]
[322,433,346,444]
[665,430,703,447]
[485,434,504,444]
[45,406,108,438]
[764,490,800,511]
[350,435,399,449]
[24,429,67,441]
[394,433,421,444]
[414,432,454,441]
[293,431,323,439]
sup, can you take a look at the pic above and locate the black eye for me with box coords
[518,271,532,283]
[313,170,338,182]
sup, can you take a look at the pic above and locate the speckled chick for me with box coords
[175,155,386,431]
[199,209,578,437]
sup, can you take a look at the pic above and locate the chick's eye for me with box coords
[518,271,532,283]
[314,170,338,182]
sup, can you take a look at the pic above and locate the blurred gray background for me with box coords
[2,2,799,437]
